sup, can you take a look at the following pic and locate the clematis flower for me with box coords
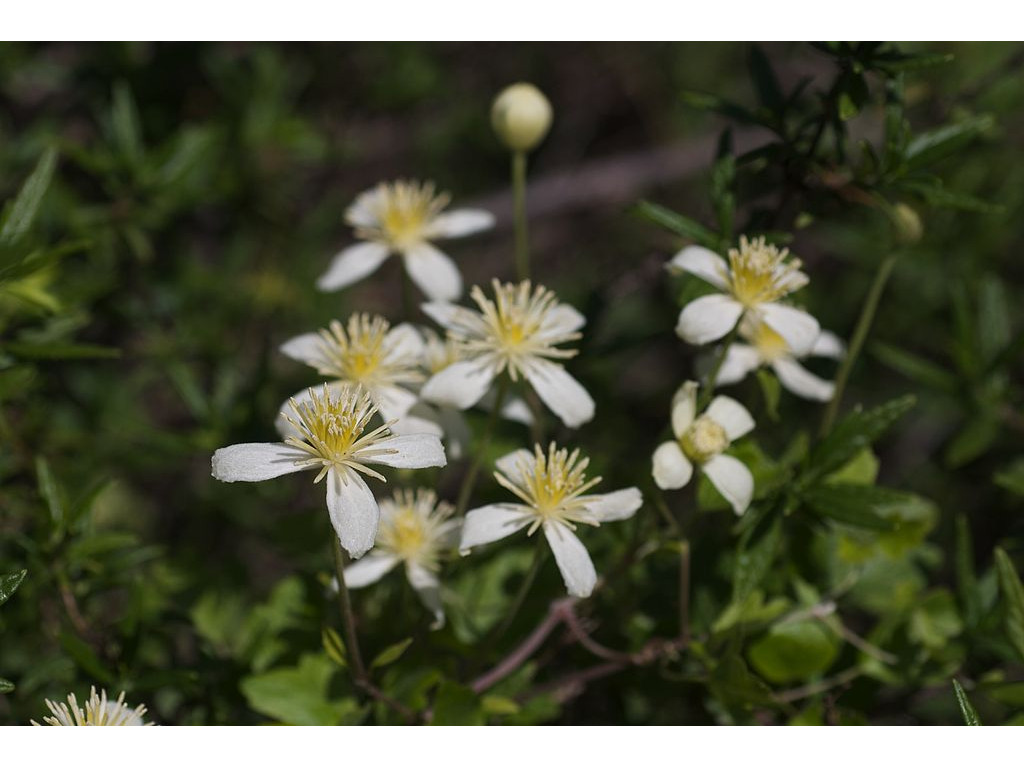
[317,180,494,301]
[460,443,642,598]
[651,381,755,515]
[717,317,845,402]
[669,236,819,355]
[32,687,152,726]
[420,279,594,429]
[276,313,424,435]
[342,488,458,628]
[212,384,446,558]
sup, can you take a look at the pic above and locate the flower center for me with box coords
[749,321,790,362]
[354,180,450,249]
[495,443,602,531]
[316,314,422,390]
[727,235,804,307]
[681,416,729,463]
[377,489,453,567]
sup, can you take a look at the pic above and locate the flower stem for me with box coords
[455,378,509,517]
[332,537,367,683]
[820,255,896,435]
[677,539,690,643]
[490,540,547,642]
[512,151,530,281]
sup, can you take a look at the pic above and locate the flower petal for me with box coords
[652,441,693,490]
[372,384,418,421]
[702,454,754,515]
[716,344,762,386]
[425,208,495,239]
[543,522,597,598]
[671,380,699,438]
[772,357,835,402]
[676,294,744,345]
[279,332,329,369]
[385,323,424,362]
[365,433,447,469]
[343,553,400,589]
[579,487,642,523]
[667,245,729,290]
[388,409,444,437]
[523,358,595,428]
[421,360,496,410]
[402,242,462,301]
[211,443,309,482]
[811,330,845,360]
[407,563,445,629]
[706,396,755,441]
[316,241,391,292]
[759,303,820,356]
[495,448,534,485]
[460,504,532,553]
[327,468,380,559]
[420,301,462,330]
[537,304,586,340]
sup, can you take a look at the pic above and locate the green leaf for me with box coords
[747,45,784,115]
[944,415,999,469]
[756,368,780,422]
[952,679,981,725]
[732,516,782,605]
[431,680,485,725]
[371,637,412,670]
[825,448,878,486]
[748,621,839,684]
[0,678,14,694]
[635,200,718,248]
[35,457,64,531]
[871,342,957,392]
[994,458,1024,497]
[60,631,115,684]
[322,627,347,668]
[905,115,994,171]
[0,570,27,607]
[3,341,121,360]
[802,484,903,531]
[241,653,361,726]
[0,148,58,247]
[908,590,963,649]
[994,548,1024,663]
[955,515,981,627]
[111,82,143,163]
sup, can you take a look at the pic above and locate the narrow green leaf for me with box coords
[322,627,347,668]
[955,515,981,627]
[60,631,115,684]
[4,341,121,360]
[635,200,718,248]
[732,516,782,604]
[994,548,1024,663]
[371,637,413,670]
[871,342,957,392]
[944,415,999,469]
[747,44,784,115]
[802,484,905,531]
[0,148,58,247]
[905,116,993,171]
[35,457,64,530]
[0,570,27,606]
[111,81,143,163]
[952,679,981,725]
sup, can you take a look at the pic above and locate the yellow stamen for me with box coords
[350,180,450,250]
[680,415,729,463]
[495,442,602,532]
[726,235,805,307]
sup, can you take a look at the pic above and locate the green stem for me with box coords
[490,541,547,642]
[455,378,509,516]
[699,323,741,409]
[678,539,691,643]
[332,538,367,683]
[820,255,896,435]
[512,151,529,281]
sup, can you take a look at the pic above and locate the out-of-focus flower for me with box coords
[342,488,458,628]
[652,381,755,515]
[717,317,845,402]
[317,180,493,301]
[491,83,553,152]
[669,236,819,354]
[32,687,151,726]
[460,443,642,598]
[212,385,446,558]
[421,279,594,429]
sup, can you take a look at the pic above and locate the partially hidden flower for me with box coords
[342,488,458,628]
[32,687,152,726]
[460,443,642,598]
[651,381,755,515]
[420,279,594,429]
[670,236,819,354]
[317,180,494,301]
[276,313,424,435]
[212,384,446,558]
[717,317,845,402]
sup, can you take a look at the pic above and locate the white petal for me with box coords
[279,332,329,369]
[365,434,446,469]
[759,303,820,357]
[705,396,755,441]
[344,187,382,228]
[425,209,495,239]
[652,441,693,490]
[667,245,729,290]
[327,468,380,559]
[388,409,444,437]
[407,563,445,629]
[494,448,534,485]
[676,294,744,345]
[543,522,597,599]
[523,358,595,428]
[702,454,754,515]
[670,380,699,438]
[421,360,496,410]
[343,553,400,588]
[500,397,534,425]
[211,443,309,482]
[579,488,642,523]
[537,303,586,340]
[437,407,471,461]
[402,242,462,301]
[385,323,424,362]
[372,384,418,421]
[420,301,462,330]
[460,504,533,553]
[772,357,835,402]
[810,330,845,360]
[316,241,391,292]
[716,344,762,385]
[776,268,809,294]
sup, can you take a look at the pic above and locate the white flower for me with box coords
[651,381,755,515]
[317,180,494,301]
[32,687,151,726]
[717,317,846,402]
[276,314,425,435]
[342,488,459,628]
[420,279,594,429]
[460,443,642,598]
[669,236,819,355]
[212,384,446,558]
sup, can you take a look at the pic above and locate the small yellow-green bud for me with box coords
[892,202,923,244]
[491,83,552,152]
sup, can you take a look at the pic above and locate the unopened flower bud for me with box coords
[491,83,552,153]
[891,202,923,244]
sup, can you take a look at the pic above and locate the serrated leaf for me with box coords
[801,484,903,531]
[994,548,1024,663]
[0,148,57,247]
[371,637,412,669]
[0,570,27,607]
[635,200,718,248]
[952,679,981,725]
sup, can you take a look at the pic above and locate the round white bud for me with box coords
[491,83,552,153]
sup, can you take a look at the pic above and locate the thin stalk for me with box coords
[489,541,547,642]
[699,323,741,409]
[455,379,509,516]
[678,539,691,644]
[512,151,529,281]
[332,538,367,683]
[820,255,896,435]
